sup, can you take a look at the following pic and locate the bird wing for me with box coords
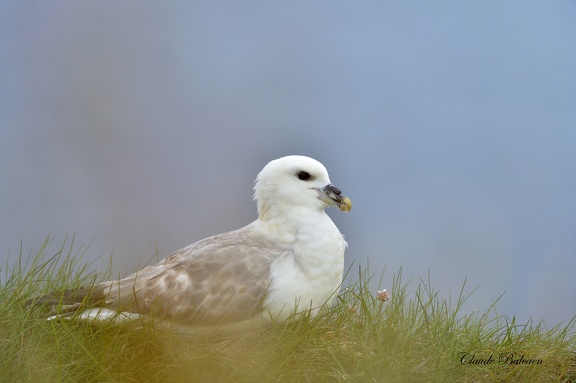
[101,226,283,325]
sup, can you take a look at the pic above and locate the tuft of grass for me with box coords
[1,237,575,382]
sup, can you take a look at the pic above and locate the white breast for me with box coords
[261,212,346,321]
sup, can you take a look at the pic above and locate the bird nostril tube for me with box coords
[327,185,341,195]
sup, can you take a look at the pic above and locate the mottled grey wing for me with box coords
[100,227,282,325]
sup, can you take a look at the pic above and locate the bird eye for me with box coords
[296,171,312,181]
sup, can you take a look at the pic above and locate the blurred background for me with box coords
[1,1,575,326]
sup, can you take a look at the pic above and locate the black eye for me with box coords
[297,171,312,181]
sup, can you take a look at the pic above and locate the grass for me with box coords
[1,236,575,383]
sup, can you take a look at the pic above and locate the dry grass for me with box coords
[1,236,575,382]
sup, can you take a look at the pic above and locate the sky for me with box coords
[1,1,575,326]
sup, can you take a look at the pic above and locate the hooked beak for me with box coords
[316,184,352,213]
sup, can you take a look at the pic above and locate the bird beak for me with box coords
[316,184,352,213]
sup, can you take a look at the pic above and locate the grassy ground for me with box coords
[1,237,575,383]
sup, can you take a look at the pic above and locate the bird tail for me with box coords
[26,284,109,318]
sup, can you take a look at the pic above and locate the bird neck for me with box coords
[256,205,330,238]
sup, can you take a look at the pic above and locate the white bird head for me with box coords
[254,155,352,221]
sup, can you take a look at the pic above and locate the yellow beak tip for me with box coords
[339,197,352,213]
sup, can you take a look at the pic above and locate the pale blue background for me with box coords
[1,1,575,326]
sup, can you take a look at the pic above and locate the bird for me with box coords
[28,155,352,331]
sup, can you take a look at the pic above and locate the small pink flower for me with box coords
[376,289,390,302]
